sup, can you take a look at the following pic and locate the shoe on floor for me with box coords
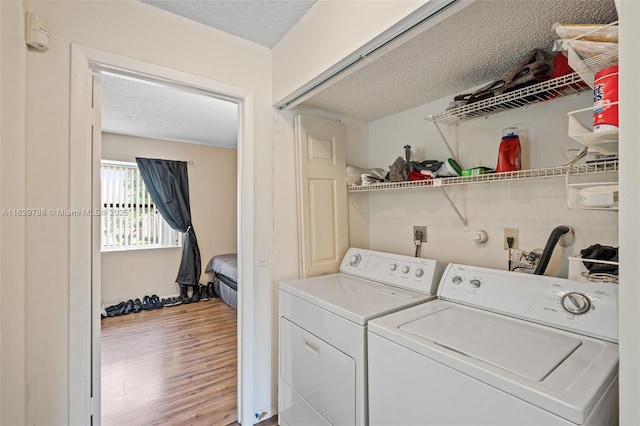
[105,304,120,317]
[141,295,154,310]
[199,284,210,301]
[132,298,143,313]
[162,297,181,307]
[150,294,163,309]
[207,282,217,299]
[115,301,127,316]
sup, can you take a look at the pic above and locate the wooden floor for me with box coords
[101,298,238,426]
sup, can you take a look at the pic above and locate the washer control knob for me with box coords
[470,279,481,288]
[415,268,424,278]
[402,266,410,274]
[452,276,463,285]
[389,263,398,271]
[561,292,591,315]
[349,254,361,266]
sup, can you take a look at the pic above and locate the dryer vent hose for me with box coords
[533,225,573,276]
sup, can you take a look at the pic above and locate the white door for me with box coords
[294,115,349,278]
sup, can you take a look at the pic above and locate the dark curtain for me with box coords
[136,157,201,286]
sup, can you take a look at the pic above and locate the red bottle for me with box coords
[496,128,521,173]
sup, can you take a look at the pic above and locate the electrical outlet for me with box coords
[504,228,519,250]
[413,226,427,242]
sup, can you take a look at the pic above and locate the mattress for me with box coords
[206,253,238,310]
[213,274,237,310]
[205,253,238,282]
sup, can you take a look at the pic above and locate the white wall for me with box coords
[365,91,618,276]
[272,0,426,103]
[9,0,273,423]
[0,1,27,425]
[101,133,237,305]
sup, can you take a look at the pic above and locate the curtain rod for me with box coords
[102,154,193,165]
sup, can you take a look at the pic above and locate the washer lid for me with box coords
[400,306,582,380]
[369,300,619,424]
[279,273,433,325]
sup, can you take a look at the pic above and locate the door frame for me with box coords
[69,44,256,425]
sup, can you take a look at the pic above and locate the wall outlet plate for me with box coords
[413,226,427,242]
[504,228,519,250]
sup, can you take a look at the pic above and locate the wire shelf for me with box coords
[426,73,590,125]
[565,20,619,88]
[347,160,618,193]
[567,47,618,89]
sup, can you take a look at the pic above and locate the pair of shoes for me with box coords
[162,296,182,307]
[179,285,191,305]
[141,295,163,310]
[454,49,552,105]
[105,304,121,317]
[181,284,200,303]
[142,295,154,310]
[104,298,143,317]
[199,284,210,301]
[150,294,162,309]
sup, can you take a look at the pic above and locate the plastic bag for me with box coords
[553,23,618,43]
[553,38,618,59]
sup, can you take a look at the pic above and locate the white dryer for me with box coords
[368,263,619,426]
[278,248,445,426]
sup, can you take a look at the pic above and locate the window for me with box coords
[100,160,181,251]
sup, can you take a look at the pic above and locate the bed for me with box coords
[205,253,238,310]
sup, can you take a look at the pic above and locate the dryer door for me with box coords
[280,318,356,425]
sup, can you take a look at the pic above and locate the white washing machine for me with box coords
[278,248,445,426]
[368,263,619,426]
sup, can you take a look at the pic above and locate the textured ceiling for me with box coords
[107,0,617,144]
[104,0,317,147]
[101,73,238,148]
[139,0,317,48]
[301,0,618,122]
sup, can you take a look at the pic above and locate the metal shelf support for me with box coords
[439,187,468,227]
[433,122,458,162]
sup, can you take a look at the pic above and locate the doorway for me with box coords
[69,45,256,425]
[98,71,240,424]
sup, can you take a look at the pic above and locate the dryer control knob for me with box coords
[349,254,361,266]
[470,279,481,288]
[389,263,398,271]
[561,292,591,315]
[402,266,410,274]
[452,276,463,285]
[415,268,424,278]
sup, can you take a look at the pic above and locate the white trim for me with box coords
[69,44,93,425]
[618,1,640,423]
[237,91,256,426]
[90,72,103,424]
[69,44,255,425]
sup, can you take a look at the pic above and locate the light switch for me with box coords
[257,246,269,267]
